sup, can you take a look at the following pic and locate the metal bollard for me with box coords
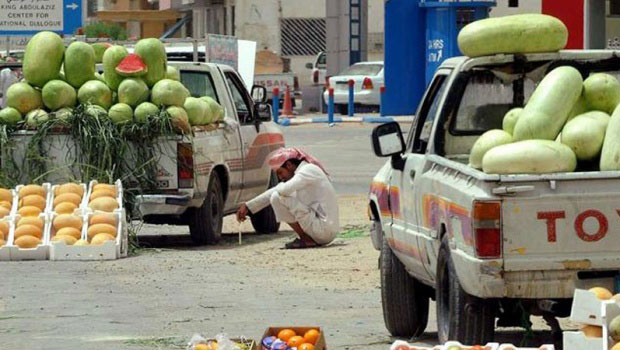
[348,79,355,117]
[380,86,386,117]
[328,87,335,124]
[272,87,280,123]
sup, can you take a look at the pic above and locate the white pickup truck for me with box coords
[2,62,285,245]
[368,51,620,345]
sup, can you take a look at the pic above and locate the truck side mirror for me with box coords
[251,85,268,104]
[371,122,406,171]
[305,62,314,69]
[255,103,273,122]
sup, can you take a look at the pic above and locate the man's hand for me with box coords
[236,203,249,222]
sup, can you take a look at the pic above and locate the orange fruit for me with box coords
[277,329,296,342]
[303,329,320,345]
[581,325,603,338]
[589,287,613,300]
[287,336,304,348]
[298,343,314,350]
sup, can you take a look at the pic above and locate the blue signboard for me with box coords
[0,0,83,36]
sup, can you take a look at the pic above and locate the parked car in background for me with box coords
[306,51,327,86]
[323,61,384,115]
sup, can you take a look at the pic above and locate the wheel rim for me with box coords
[438,263,450,339]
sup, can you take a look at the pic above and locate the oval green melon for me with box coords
[108,103,133,124]
[610,315,620,342]
[77,80,113,110]
[166,106,190,133]
[118,78,149,108]
[502,107,523,135]
[458,14,568,58]
[42,80,77,110]
[0,107,22,125]
[23,31,65,88]
[91,43,111,64]
[64,42,96,88]
[102,45,128,91]
[199,96,223,122]
[482,140,577,174]
[184,97,209,125]
[25,109,49,129]
[85,105,108,117]
[134,102,159,123]
[567,93,589,122]
[513,66,583,141]
[54,107,74,124]
[583,73,620,114]
[166,66,180,81]
[135,38,167,87]
[599,105,620,170]
[561,111,610,161]
[151,79,189,107]
[469,129,512,169]
[6,82,42,114]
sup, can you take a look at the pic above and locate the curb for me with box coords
[277,116,413,126]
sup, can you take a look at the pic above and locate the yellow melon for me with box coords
[0,188,12,202]
[0,206,9,218]
[55,183,84,197]
[56,227,82,240]
[19,195,46,210]
[90,213,117,226]
[17,206,41,217]
[89,189,116,201]
[0,238,5,247]
[14,235,41,248]
[581,325,603,338]
[90,233,115,245]
[0,221,8,237]
[93,183,116,194]
[14,224,43,239]
[74,239,89,246]
[87,223,117,240]
[17,216,44,230]
[612,342,620,350]
[19,184,45,198]
[0,201,12,210]
[51,234,77,245]
[53,193,82,207]
[612,294,620,301]
[54,202,77,214]
[589,287,613,300]
[88,197,119,212]
[53,214,83,231]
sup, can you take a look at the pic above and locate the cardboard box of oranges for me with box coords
[261,327,325,350]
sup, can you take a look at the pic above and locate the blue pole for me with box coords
[348,79,355,117]
[272,87,280,123]
[328,87,334,124]
[380,86,386,117]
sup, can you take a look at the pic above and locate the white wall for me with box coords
[490,0,542,16]
[234,0,281,52]
[281,0,325,18]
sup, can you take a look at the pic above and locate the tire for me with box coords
[436,235,496,344]
[250,172,281,234]
[337,104,348,115]
[381,237,429,337]
[188,172,224,245]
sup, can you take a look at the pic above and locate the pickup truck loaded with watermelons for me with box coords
[0,33,285,246]
[368,14,620,345]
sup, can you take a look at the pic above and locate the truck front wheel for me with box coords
[188,172,224,245]
[436,235,496,344]
[381,237,429,337]
[250,172,280,234]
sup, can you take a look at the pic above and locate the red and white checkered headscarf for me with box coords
[267,148,328,175]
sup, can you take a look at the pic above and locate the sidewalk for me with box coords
[276,113,414,126]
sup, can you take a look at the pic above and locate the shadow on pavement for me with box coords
[135,230,293,250]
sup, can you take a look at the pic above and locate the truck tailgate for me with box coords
[502,191,620,272]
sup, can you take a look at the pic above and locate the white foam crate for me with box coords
[603,300,620,349]
[8,213,49,261]
[497,345,554,350]
[563,330,604,350]
[14,183,52,215]
[0,188,18,218]
[86,179,123,212]
[389,341,499,350]
[49,209,127,260]
[0,216,13,261]
[570,289,609,326]
[49,183,88,213]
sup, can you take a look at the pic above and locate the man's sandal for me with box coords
[284,239,319,249]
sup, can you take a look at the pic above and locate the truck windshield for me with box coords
[180,71,219,102]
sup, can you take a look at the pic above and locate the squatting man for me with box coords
[236,148,339,249]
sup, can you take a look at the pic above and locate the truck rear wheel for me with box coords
[250,172,280,234]
[436,235,495,344]
[381,237,429,337]
[188,172,223,245]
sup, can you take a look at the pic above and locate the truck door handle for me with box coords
[409,170,416,179]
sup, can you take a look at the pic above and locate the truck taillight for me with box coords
[313,70,319,84]
[362,77,374,90]
[473,201,502,258]
[177,143,194,188]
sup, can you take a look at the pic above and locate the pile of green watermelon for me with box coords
[0,31,224,133]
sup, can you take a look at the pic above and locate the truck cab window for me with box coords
[180,71,219,101]
[225,73,253,124]
[410,74,448,153]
